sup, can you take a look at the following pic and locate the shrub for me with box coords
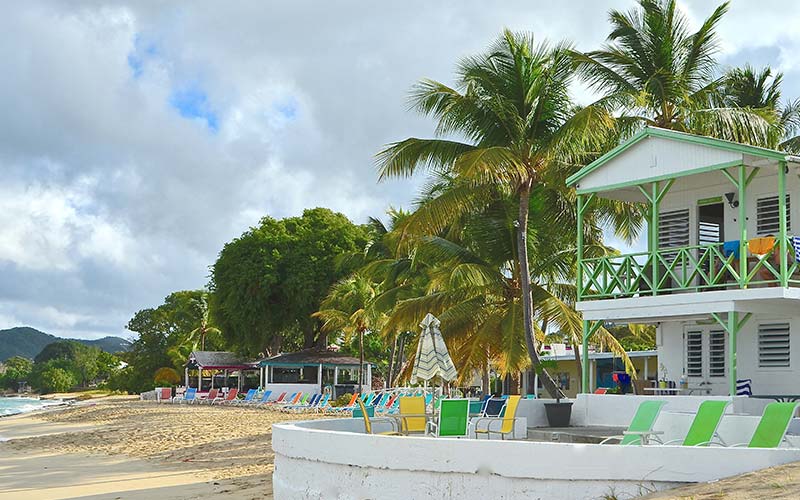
[153,367,181,386]
[36,367,76,394]
[331,392,354,407]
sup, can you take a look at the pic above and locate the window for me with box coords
[686,330,703,377]
[756,195,791,236]
[658,209,691,249]
[758,322,790,368]
[708,330,726,378]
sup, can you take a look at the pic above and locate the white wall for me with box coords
[273,415,800,500]
[658,315,800,396]
[262,383,320,397]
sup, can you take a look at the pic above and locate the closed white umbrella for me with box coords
[410,313,457,384]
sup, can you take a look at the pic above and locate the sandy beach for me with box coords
[0,397,322,499]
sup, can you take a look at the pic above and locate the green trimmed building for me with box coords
[568,127,800,397]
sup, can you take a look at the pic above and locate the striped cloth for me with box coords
[793,236,800,263]
[410,313,458,383]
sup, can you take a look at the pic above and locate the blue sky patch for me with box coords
[127,33,159,79]
[169,83,219,132]
[273,97,298,120]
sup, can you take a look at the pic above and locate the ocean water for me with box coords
[0,397,59,417]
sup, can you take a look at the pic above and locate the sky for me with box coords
[2,1,800,340]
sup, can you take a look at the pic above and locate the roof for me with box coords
[186,351,254,369]
[566,127,789,196]
[540,349,657,362]
[259,348,370,367]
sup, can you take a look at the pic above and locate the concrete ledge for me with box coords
[273,417,800,500]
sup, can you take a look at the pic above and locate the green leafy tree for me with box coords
[1,356,33,390]
[376,30,617,398]
[572,0,778,145]
[34,365,76,394]
[153,367,181,386]
[211,208,368,356]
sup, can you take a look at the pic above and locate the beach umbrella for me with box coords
[410,313,457,384]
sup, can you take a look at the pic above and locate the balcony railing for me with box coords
[579,236,800,300]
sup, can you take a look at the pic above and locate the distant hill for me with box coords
[0,326,131,362]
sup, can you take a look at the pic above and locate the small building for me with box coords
[259,349,373,398]
[184,351,258,393]
[522,346,658,398]
[567,127,800,397]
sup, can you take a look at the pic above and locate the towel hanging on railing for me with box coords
[722,240,740,260]
[748,236,776,257]
[792,236,800,263]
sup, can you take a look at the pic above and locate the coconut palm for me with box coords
[720,65,800,152]
[314,274,384,394]
[376,30,617,398]
[572,0,779,146]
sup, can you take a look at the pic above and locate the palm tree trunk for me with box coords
[387,333,398,387]
[572,342,583,394]
[358,327,365,394]
[517,180,565,399]
[482,347,490,395]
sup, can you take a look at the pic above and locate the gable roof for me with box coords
[566,127,787,188]
[259,348,369,367]
[186,351,253,369]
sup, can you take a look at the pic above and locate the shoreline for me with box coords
[0,398,322,499]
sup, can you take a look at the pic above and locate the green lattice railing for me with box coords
[579,237,800,299]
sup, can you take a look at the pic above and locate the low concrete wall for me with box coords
[273,418,800,500]
[262,383,320,397]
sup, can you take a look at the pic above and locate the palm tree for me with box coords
[376,30,616,398]
[720,65,800,152]
[190,294,221,351]
[572,0,779,146]
[314,274,384,394]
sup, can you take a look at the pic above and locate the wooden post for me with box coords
[317,363,323,392]
[184,367,189,388]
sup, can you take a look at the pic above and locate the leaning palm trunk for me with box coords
[518,182,564,399]
[358,328,365,394]
[572,341,583,394]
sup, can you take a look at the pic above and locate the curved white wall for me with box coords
[273,417,800,500]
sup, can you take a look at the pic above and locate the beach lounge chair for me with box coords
[283,394,321,413]
[427,399,470,437]
[199,388,221,404]
[731,402,800,448]
[314,394,331,412]
[398,396,427,434]
[215,388,239,405]
[661,400,730,446]
[326,393,359,414]
[173,387,197,404]
[266,391,287,406]
[600,400,667,445]
[157,388,172,403]
[250,390,273,406]
[482,398,506,417]
[357,398,402,435]
[232,389,257,405]
[474,395,521,440]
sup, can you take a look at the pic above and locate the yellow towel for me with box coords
[748,236,776,256]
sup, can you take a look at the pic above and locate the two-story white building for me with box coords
[568,127,800,397]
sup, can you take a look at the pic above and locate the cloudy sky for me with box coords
[2,1,800,340]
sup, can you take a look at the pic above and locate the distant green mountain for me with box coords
[0,326,131,362]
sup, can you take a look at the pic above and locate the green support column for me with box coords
[651,182,659,296]
[711,311,752,396]
[738,165,748,287]
[577,194,584,301]
[778,160,788,287]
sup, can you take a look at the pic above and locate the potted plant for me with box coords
[540,364,572,427]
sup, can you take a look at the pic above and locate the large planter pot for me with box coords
[544,401,573,427]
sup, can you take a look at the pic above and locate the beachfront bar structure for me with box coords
[568,127,800,397]
[258,348,373,398]
[184,351,257,392]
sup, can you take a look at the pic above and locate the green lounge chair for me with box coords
[600,400,667,445]
[732,402,800,448]
[427,399,469,437]
[661,400,730,446]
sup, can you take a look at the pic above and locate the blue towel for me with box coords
[723,240,740,260]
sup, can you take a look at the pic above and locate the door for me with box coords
[684,326,727,394]
[697,201,724,288]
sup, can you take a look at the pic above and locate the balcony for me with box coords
[579,236,800,300]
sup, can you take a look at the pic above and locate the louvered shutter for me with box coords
[758,323,790,368]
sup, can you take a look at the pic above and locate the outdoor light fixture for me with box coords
[724,192,739,208]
